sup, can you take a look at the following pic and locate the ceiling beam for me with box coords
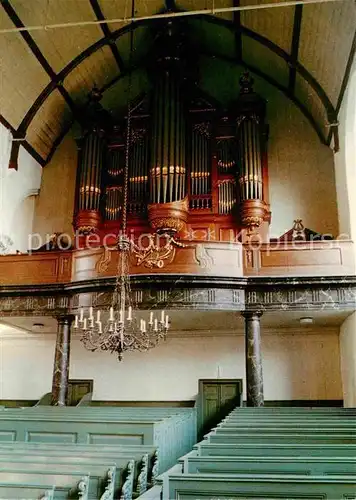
[326,29,356,147]
[336,30,356,116]
[16,23,141,138]
[88,0,125,72]
[1,0,78,115]
[233,0,242,62]
[0,115,45,167]
[1,0,85,167]
[202,14,337,121]
[199,49,327,145]
[288,4,303,94]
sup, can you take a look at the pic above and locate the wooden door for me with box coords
[198,379,242,438]
[67,380,93,406]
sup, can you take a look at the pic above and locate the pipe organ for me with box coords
[73,26,271,244]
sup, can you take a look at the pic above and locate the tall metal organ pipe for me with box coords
[149,68,186,204]
[149,22,188,206]
[235,72,269,231]
[75,128,105,233]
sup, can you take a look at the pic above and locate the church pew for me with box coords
[164,473,356,500]
[0,411,196,473]
[0,471,90,499]
[0,459,131,500]
[0,483,55,499]
[179,453,356,476]
[217,421,356,430]
[0,444,156,491]
[206,431,356,444]
[194,441,356,457]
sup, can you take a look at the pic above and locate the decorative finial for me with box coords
[239,72,254,94]
[88,86,102,102]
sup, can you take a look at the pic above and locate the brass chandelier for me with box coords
[74,5,170,360]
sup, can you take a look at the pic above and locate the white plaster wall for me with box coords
[266,91,338,239]
[33,131,77,242]
[0,123,42,253]
[0,329,342,402]
[340,312,356,407]
[334,59,356,242]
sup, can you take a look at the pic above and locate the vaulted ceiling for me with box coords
[0,0,355,168]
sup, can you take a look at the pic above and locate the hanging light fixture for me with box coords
[74,1,170,360]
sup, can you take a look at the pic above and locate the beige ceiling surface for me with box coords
[0,0,355,166]
[0,309,351,336]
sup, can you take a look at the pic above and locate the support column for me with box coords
[243,311,264,406]
[51,315,74,406]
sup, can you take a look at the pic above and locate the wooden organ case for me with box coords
[73,24,271,247]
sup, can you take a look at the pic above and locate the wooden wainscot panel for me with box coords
[72,241,244,280]
[0,251,72,285]
[245,240,355,276]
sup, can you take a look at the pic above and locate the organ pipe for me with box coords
[105,187,122,221]
[190,123,211,196]
[234,72,269,231]
[74,128,105,234]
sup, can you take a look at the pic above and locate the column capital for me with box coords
[241,310,263,319]
[55,315,75,326]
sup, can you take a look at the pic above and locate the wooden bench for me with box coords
[0,471,90,500]
[0,483,55,499]
[0,443,156,493]
[179,452,356,476]
[165,473,356,500]
[0,407,196,473]
[194,441,356,457]
[206,431,356,444]
[0,459,133,500]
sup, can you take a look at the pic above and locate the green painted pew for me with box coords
[165,473,356,500]
[194,441,356,457]
[206,431,356,444]
[0,471,89,500]
[0,450,146,496]
[0,483,55,499]
[0,460,127,500]
[179,453,356,476]
[0,409,196,472]
[212,422,356,436]
[0,442,158,478]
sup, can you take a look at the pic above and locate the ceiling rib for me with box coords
[0,115,45,167]
[1,0,84,167]
[233,0,242,62]
[199,48,326,144]
[203,14,337,122]
[327,29,356,147]
[88,0,125,72]
[16,23,141,140]
[288,5,303,93]
[1,5,344,165]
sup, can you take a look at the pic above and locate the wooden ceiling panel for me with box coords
[0,13,50,129]
[10,0,103,73]
[63,46,118,106]
[101,69,150,120]
[299,1,355,107]
[177,0,234,21]
[26,90,72,159]
[188,18,236,59]
[295,73,328,141]
[240,0,294,53]
[115,25,153,65]
[242,35,289,88]
[98,0,163,32]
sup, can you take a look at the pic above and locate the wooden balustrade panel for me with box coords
[72,242,244,281]
[0,252,72,285]
[244,240,355,276]
[0,241,354,285]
